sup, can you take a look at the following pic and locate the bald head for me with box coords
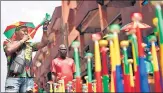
[59,44,67,50]
[58,44,67,59]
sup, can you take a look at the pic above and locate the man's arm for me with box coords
[32,21,49,51]
[51,60,56,74]
[3,41,12,67]
[51,59,57,82]
[4,35,29,55]
[32,32,48,51]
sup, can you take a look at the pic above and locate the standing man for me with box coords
[3,21,50,92]
[51,44,76,91]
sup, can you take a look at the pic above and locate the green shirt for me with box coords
[3,41,38,77]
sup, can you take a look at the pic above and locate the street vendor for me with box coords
[3,21,50,92]
[51,44,76,90]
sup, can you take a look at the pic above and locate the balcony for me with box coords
[75,1,98,29]
[49,6,62,34]
[68,9,76,34]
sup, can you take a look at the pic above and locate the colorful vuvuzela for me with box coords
[67,81,73,92]
[120,40,131,92]
[85,76,88,84]
[122,12,151,92]
[57,77,66,92]
[66,83,70,92]
[47,81,53,93]
[72,79,76,92]
[57,80,62,92]
[84,76,88,90]
[85,53,93,92]
[62,76,66,92]
[91,33,103,92]
[72,41,82,92]
[103,33,116,92]
[67,81,74,92]
[151,1,163,84]
[126,29,141,92]
[53,83,58,92]
[109,24,124,92]
[69,81,73,92]
[92,80,96,92]
[28,13,51,41]
[82,84,88,92]
[147,35,162,92]
[128,59,135,92]
[153,18,160,42]
[99,40,110,92]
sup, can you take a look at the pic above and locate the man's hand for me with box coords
[43,21,50,31]
[56,73,62,81]
[21,34,30,42]
[43,21,50,27]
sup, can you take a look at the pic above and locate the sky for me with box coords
[1,1,61,92]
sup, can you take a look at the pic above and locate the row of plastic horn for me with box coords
[71,23,143,92]
[84,36,135,92]
[68,79,96,93]
[120,5,163,92]
[82,2,163,92]
[71,9,162,92]
[91,23,124,92]
[66,78,93,92]
[151,2,163,86]
[82,76,97,92]
[47,76,66,92]
[66,78,95,92]
[106,11,162,92]
[71,11,143,93]
[81,79,97,92]
[71,40,97,92]
[66,79,76,92]
[92,32,133,92]
[91,12,162,92]
[72,40,103,92]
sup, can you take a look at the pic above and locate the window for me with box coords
[102,14,122,34]
[84,45,90,53]
[111,14,122,26]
